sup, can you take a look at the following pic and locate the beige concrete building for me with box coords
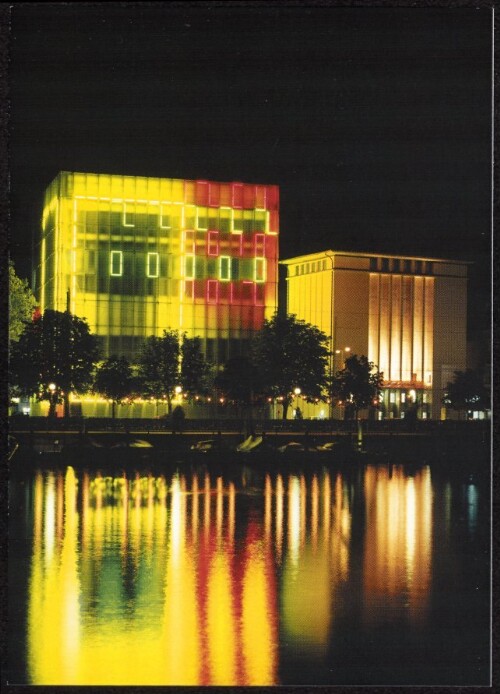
[282,250,468,420]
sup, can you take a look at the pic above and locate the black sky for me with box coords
[9,3,492,327]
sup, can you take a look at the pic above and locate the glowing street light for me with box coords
[335,346,351,369]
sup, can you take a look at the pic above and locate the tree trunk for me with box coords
[112,401,116,419]
[48,397,56,418]
[63,392,70,418]
[282,400,289,420]
[167,394,172,415]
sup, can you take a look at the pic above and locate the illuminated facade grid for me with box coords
[35,172,279,364]
[282,251,468,419]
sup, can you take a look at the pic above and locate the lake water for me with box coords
[7,458,490,686]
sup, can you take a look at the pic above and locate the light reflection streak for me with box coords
[363,465,432,625]
[44,473,55,566]
[275,474,284,562]
[288,476,301,567]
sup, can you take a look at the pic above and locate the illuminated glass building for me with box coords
[35,172,279,364]
[282,251,468,419]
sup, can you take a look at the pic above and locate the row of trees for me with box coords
[9,304,385,419]
[8,261,489,420]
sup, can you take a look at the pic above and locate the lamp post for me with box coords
[293,387,301,419]
[48,383,57,418]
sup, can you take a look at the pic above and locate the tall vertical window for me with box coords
[207,280,218,303]
[184,204,196,229]
[219,256,231,281]
[254,233,265,256]
[146,252,159,278]
[160,204,171,229]
[110,251,123,276]
[196,206,208,231]
[254,257,266,282]
[184,230,195,255]
[184,255,194,279]
[232,209,243,234]
[207,231,219,256]
[123,203,135,227]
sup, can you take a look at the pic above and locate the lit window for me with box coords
[123,202,135,227]
[184,230,195,254]
[207,230,219,256]
[207,279,218,303]
[254,233,265,256]
[219,256,231,281]
[160,204,171,229]
[184,204,196,229]
[254,257,266,282]
[401,392,406,403]
[232,183,243,208]
[147,252,159,278]
[255,185,267,210]
[232,209,243,234]
[184,255,194,279]
[110,251,123,276]
[255,208,268,233]
[219,207,232,233]
[196,206,208,231]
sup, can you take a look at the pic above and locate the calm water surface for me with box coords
[8,458,490,686]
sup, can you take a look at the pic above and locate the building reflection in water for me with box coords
[363,465,433,625]
[26,464,433,685]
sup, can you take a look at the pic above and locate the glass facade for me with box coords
[35,172,279,362]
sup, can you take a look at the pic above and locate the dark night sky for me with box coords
[9,4,492,328]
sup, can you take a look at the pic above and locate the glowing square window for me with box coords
[147,252,159,278]
[207,231,219,256]
[184,255,195,279]
[219,256,231,281]
[254,257,266,282]
[110,251,123,276]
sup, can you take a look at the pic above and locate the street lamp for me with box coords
[293,387,301,419]
[335,346,351,369]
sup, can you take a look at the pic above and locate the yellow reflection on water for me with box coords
[281,472,337,657]
[207,550,237,684]
[363,465,432,624]
[241,521,277,685]
[27,468,280,686]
